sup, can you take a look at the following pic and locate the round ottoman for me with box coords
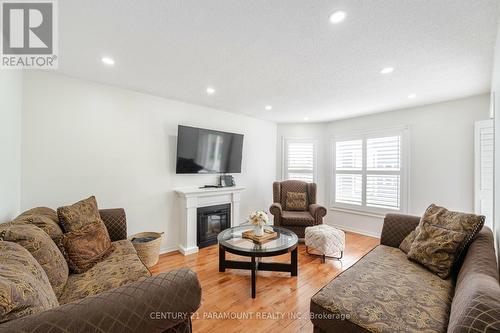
[305,225,345,263]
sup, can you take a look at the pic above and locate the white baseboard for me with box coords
[159,245,180,255]
[326,222,381,239]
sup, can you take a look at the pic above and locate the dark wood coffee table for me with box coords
[217,225,298,298]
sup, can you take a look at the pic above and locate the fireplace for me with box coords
[197,204,231,248]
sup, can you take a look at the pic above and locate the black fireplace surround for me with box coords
[197,204,231,248]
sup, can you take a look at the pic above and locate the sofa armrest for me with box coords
[0,269,202,333]
[380,213,420,248]
[269,203,282,217]
[99,208,127,241]
[309,204,326,218]
[269,203,282,226]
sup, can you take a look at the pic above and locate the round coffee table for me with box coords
[217,225,298,298]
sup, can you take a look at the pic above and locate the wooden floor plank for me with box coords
[150,231,379,333]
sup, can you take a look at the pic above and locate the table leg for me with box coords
[251,256,256,298]
[219,245,226,272]
[291,247,298,276]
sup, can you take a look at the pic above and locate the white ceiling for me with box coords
[57,0,500,123]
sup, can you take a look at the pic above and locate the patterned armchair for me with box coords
[269,180,326,238]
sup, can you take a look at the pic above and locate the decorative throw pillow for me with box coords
[0,223,68,298]
[399,230,416,254]
[286,192,307,211]
[12,207,63,242]
[59,220,114,273]
[57,196,101,233]
[407,221,468,279]
[0,241,59,323]
[399,204,485,257]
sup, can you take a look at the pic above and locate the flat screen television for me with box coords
[176,125,244,174]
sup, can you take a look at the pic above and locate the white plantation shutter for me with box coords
[474,120,494,229]
[335,140,362,205]
[366,136,401,210]
[284,139,316,182]
[333,129,407,213]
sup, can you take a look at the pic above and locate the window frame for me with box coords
[330,126,409,216]
[282,137,318,183]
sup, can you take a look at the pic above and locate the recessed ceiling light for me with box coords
[408,94,417,99]
[380,67,394,74]
[304,117,310,121]
[329,11,346,24]
[265,105,272,111]
[206,87,215,95]
[101,57,115,66]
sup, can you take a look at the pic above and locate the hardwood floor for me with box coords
[150,231,379,333]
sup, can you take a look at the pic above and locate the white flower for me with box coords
[248,210,268,226]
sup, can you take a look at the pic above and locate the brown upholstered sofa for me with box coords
[310,213,500,333]
[0,207,202,333]
[270,180,327,238]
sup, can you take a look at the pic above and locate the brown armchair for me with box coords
[269,180,326,238]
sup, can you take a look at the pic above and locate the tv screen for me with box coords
[176,125,244,174]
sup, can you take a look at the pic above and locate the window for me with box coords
[332,128,407,214]
[283,138,317,182]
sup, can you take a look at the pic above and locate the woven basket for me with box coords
[129,232,164,267]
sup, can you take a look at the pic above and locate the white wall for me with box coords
[21,72,277,252]
[278,94,491,237]
[0,71,22,222]
[492,19,500,266]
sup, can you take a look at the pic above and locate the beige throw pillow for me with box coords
[0,223,68,298]
[285,192,307,211]
[400,204,484,258]
[0,241,59,323]
[407,221,468,279]
[57,196,101,233]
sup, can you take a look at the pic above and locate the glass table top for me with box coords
[217,225,298,254]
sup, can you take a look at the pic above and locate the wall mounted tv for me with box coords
[176,125,244,174]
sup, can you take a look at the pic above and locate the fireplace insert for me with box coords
[197,204,231,248]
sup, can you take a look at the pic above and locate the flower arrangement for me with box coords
[249,210,269,226]
[248,211,269,236]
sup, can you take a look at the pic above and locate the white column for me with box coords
[178,196,199,255]
[232,192,242,226]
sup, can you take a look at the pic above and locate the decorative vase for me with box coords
[254,225,264,236]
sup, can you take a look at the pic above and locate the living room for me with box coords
[1,1,499,333]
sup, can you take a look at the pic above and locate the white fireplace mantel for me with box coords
[174,186,246,255]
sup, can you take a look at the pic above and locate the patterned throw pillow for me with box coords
[0,241,59,323]
[0,223,68,298]
[57,196,101,233]
[59,220,114,274]
[399,204,485,258]
[407,222,468,279]
[285,192,307,211]
[12,207,64,242]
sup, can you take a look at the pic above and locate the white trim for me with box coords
[159,245,179,255]
[282,137,318,182]
[329,126,410,215]
[330,207,385,218]
[325,222,381,238]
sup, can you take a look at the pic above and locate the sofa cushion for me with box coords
[0,223,69,298]
[59,220,114,273]
[285,192,307,211]
[57,196,102,232]
[0,241,59,323]
[407,222,467,279]
[311,245,454,333]
[12,207,63,242]
[281,211,315,226]
[58,240,151,304]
